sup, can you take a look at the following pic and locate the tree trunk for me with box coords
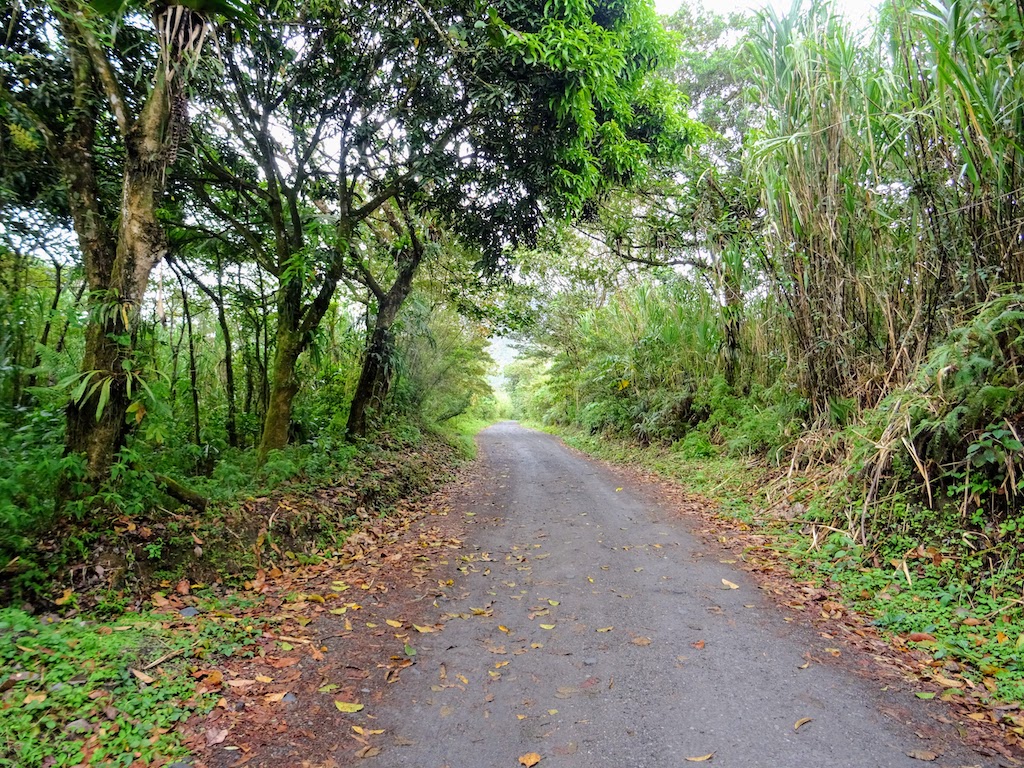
[60,15,174,482]
[346,320,397,439]
[257,325,303,462]
[346,237,422,438]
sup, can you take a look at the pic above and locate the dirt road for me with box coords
[362,423,996,767]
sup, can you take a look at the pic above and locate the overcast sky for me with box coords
[655,0,880,25]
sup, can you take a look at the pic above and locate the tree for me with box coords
[188,0,689,455]
[0,0,248,482]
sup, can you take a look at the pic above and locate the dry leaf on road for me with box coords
[519,753,542,767]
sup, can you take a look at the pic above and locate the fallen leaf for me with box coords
[404,643,417,657]
[355,746,381,758]
[692,640,705,650]
[353,726,385,736]
[794,717,813,731]
[498,625,511,633]
[596,626,613,632]
[721,579,739,590]
[206,727,229,746]
[906,750,938,761]
[386,619,403,628]
[23,692,46,705]
[915,692,936,700]
[335,701,364,713]
[255,675,273,683]
[539,624,555,630]
[54,588,74,606]
[632,637,651,646]
[226,679,255,688]
[131,669,156,684]
[547,709,558,715]
[413,624,435,633]
[548,600,560,606]
[264,691,288,703]
[907,632,936,643]
[519,752,542,767]
[685,753,714,762]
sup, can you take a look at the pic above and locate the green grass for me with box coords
[0,600,263,767]
[439,414,500,459]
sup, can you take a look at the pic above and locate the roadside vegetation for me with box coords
[3,0,1024,761]
[508,0,1024,726]
[0,0,682,763]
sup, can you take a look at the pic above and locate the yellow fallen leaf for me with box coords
[721,579,739,590]
[499,625,511,633]
[457,674,469,684]
[495,661,509,668]
[23,692,46,704]
[264,691,288,703]
[255,675,273,683]
[540,624,555,630]
[335,701,364,713]
[596,626,614,632]
[352,726,385,735]
[548,600,559,606]
[685,753,715,762]
[386,619,403,628]
[413,624,435,633]
[54,588,74,606]
[548,709,558,715]
[517,714,528,720]
[519,752,542,767]
[365,622,377,628]
[329,608,347,615]
[794,717,813,731]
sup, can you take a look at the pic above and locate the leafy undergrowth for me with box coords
[0,427,473,767]
[552,425,1024,757]
[0,603,262,767]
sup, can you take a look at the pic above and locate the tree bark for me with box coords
[56,7,176,482]
[257,323,304,462]
[346,213,424,439]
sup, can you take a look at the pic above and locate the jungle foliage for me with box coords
[511,0,1024,587]
[0,0,685,597]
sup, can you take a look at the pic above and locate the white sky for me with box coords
[655,0,880,24]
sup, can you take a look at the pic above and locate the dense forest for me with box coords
[0,0,686,588]
[3,0,1024,761]
[512,0,1024,575]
